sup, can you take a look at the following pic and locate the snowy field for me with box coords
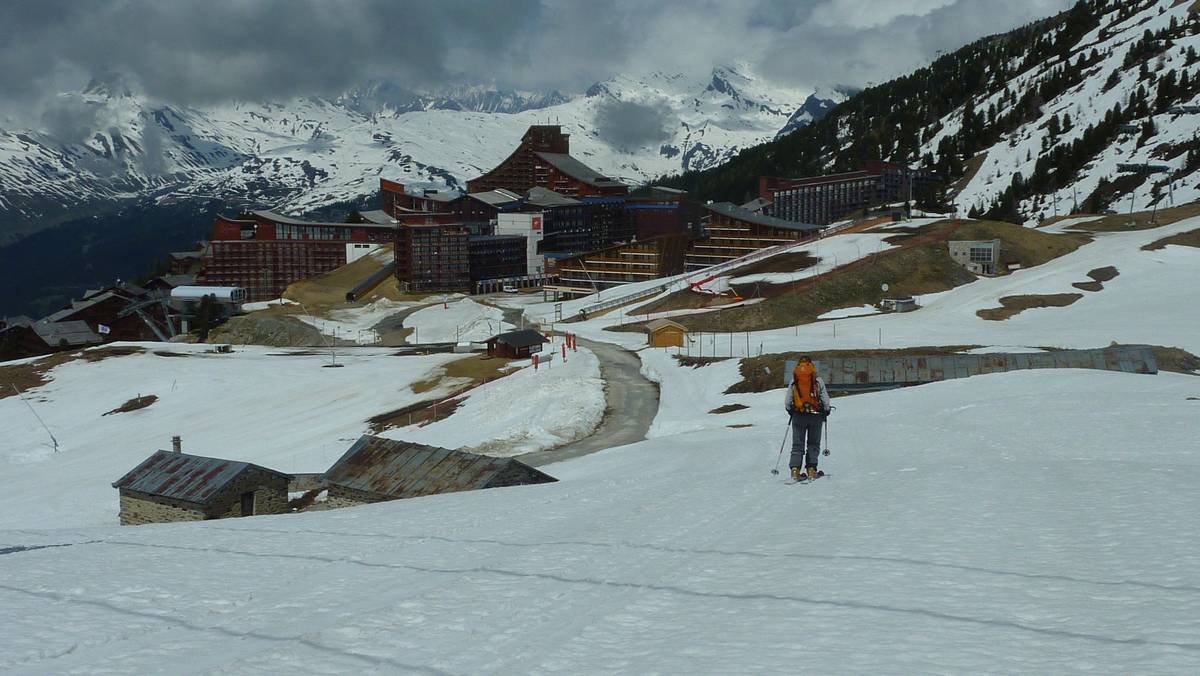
[3,365,1198,673]
[386,345,604,457]
[402,296,511,343]
[0,343,463,529]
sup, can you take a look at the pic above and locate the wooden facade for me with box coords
[559,234,691,291]
[646,319,688,348]
[467,125,628,198]
[684,203,821,271]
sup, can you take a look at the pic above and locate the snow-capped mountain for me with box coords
[0,66,837,241]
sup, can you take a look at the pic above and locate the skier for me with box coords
[784,356,831,481]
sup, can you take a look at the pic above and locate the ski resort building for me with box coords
[761,161,941,225]
[200,211,398,302]
[394,223,471,293]
[467,125,629,197]
[557,234,691,291]
[949,239,1002,275]
[322,435,556,508]
[0,318,103,360]
[684,202,822,271]
[627,186,702,240]
[112,447,290,526]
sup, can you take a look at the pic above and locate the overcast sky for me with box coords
[0,0,1073,125]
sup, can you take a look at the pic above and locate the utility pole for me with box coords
[11,384,58,452]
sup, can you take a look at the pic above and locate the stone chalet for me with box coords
[322,435,556,508]
[112,449,290,526]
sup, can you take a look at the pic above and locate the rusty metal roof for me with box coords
[323,436,556,500]
[112,451,289,505]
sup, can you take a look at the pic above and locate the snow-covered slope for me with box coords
[930,0,1200,220]
[0,66,838,238]
[2,366,1198,672]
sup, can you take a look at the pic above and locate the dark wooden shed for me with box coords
[485,329,548,358]
[322,435,556,508]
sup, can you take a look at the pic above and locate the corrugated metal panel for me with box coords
[324,435,554,500]
[112,451,285,505]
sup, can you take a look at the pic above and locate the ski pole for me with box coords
[771,419,792,475]
[823,413,832,457]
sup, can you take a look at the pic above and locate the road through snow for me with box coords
[519,337,660,467]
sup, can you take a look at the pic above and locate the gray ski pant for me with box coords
[789,412,823,469]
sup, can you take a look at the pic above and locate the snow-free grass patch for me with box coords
[0,346,146,399]
[709,403,749,414]
[1142,227,1200,251]
[1071,202,1200,232]
[101,394,158,416]
[976,293,1083,321]
[667,220,1087,334]
[1072,265,1120,291]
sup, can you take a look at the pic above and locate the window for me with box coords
[969,246,993,263]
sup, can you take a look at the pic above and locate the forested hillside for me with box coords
[666,0,1200,223]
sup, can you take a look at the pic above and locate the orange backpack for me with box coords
[792,362,820,413]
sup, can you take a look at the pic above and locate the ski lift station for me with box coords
[169,286,247,333]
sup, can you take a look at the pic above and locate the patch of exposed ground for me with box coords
[1072,265,1120,291]
[1067,203,1200,232]
[727,424,754,429]
[730,251,820,277]
[367,396,465,433]
[617,252,817,316]
[673,356,729,367]
[977,294,1083,321]
[281,245,402,309]
[954,221,1091,269]
[0,346,146,399]
[1142,228,1200,251]
[622,220,1087,334]
[951,151,988,194]
[631,290,742,316]
[208,314,356,348]
[102,395,158,416]
[1146,346,1200,375]
[371,354,519,432]
[709,403,748,414]
[288,489,324,511]
[726,346,979,394]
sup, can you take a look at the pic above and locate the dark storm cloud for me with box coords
[0,0,540,107]
[593,98,674,150]
[0,0,1075,125]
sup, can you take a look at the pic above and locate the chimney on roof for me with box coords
[171,435,182,454]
